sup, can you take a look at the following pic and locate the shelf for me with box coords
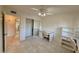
[62,40,72,46]
[62,39,71,43]
[62,44,75,51]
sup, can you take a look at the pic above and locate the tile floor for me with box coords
[6,36,73,53]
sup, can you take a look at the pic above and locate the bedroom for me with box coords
[0,5,79,53]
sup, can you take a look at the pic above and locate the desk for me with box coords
[43,32,54,42]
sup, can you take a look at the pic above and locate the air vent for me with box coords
[11,11,16,14]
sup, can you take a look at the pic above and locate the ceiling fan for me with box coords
[31,6,53,16]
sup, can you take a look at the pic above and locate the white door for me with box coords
[25,19,32,37]
[33,21,40,36]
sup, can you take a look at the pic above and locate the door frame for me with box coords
[32,19,34,36]
[2,13,20,53]
[2,12,5,53]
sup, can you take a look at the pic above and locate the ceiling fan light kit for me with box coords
[38,12,46,16]
[32,6,52,17]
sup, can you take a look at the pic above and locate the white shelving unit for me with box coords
[74,28,79,52]
[61,28,77,52]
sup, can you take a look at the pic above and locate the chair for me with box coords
[42,31,54,42]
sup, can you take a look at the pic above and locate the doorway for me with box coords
[4,14,20,52]
[33,20,40,36]
[25,19,40,37]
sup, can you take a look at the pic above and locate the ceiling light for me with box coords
[38,13,41,16]
[38,12,46,16]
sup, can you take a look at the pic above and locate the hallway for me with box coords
[6,36,72,53]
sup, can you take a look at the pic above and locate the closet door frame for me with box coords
[32,19,34,36]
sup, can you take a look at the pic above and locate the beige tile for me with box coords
[6,36,72,53]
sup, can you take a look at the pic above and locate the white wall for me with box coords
[41,13,79,44]
[20,17,26,41]
[41,13,78,33]
[76,16,79,28]
[20,15,41,41]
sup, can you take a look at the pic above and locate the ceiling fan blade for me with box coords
[46,13,53,15]
[47,8,54,12]
[32,8,39,11]
[33,12,38,14]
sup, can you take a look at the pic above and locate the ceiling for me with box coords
[4,5,79,16]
